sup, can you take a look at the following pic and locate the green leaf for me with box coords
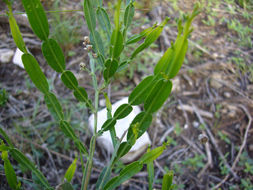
[113,104,133,120]
[154,45,174,75]
[166,36,188,79]
[61,71,79,90]
[83,0,96,32]
[124,2,135,29]
[42,39,65,73]
[131,18,169,59]
[128,75,156,105]
[59,121,77,140]
[127,111,152,141]
[110,29,124,59]
[144,79,172,113]
[97,7,111,39]
[64,158,77,182]
[0,144,11,151]
[90,30,105,56]
[146,147,154,190]
[115,142,132,161]
[96,166,111,190]
[104,161,143,190]
[2,151,18,189]
[44,92,64,121]
[0,128,14,148]
[21,0,49,41]
[126,26,153,45]
[55,182,74,190]
[10,148,50,188]
[162,171,174,190]
[74,140,88,155]
[101,118,116,132]
[117,61,128,72]
[103,59,118,81]
[8,12,27,53]
[22,53,49,94]
[73,87,88,102]
[139,144,166,164]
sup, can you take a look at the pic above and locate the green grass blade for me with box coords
[21,54,49,94]
[42,39,65,73]
[21,0,49,41]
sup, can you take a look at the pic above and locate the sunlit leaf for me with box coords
[8,12,27,53]
[139,144,166,164]
[21,0,49,41]
[162,171,174,190]
[128,75,156,105]
[22,54,49,94]
[42,39,65,73]
[144,79,172,113]
[64,158,77,182]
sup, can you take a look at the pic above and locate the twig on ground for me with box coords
[213,104,252,189]
[191,103,238,179]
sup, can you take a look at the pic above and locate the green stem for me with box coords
[81,54,100,190]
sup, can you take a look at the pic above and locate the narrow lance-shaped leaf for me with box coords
[113,104,133,120]
[100,118,116,132]
[59,121,77,140]
[114,142,132,161]
[144,79,172,113]
[104,161,143,190]
[56,182,74,190]
[90,30,105,57]
[127,111,152,142]
[162,171,174,190]
[22,54,49,94]
[139,144,166,164]
[124,2,135,29]
[83,0,96,32]
[0,128,14,148]
[131,17,169,59]
[126,26,154,45]
[10,148,50,188]
[110,29,124,59]
[2,151,18,190]
[96,166,111,190]
[44,92,64,121]
[97,7,111,40]
[21,0,49,41]
[61,71,79,90]
[103,59,118,81]
[7,7,27,53]
[128,75,156,105]
[73,87,88,102]
[42,39,65,73]
[146,147,154,190]
[64,157,78,182]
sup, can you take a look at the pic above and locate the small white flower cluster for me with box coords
[83,36,98,58]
